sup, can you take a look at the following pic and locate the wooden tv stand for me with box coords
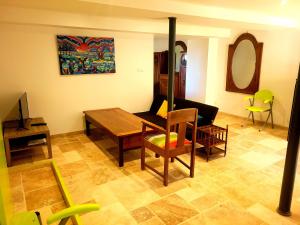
[3,117,52,167]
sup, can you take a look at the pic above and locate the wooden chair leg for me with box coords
[190,148,195,177]
[155,153,160,158]
[271,110,274,129]
[251,111,255,124]
[141,145,145,170]
[206,147,209,162]
[163,157,169,186]
[171,157,175,162]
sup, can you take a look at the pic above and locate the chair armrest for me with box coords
[263,98,272,104]
[47,204,100,225]
[141,120,166,133]
[244,95,254,101]
[187,122,195,128]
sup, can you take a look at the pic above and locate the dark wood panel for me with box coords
[154,50,186,99]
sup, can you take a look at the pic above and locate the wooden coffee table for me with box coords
[84,108,152,167]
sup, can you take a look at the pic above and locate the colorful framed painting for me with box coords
[57,35,116,75]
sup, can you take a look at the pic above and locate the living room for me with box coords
[0,0,300,225]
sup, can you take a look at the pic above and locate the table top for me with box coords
[84,108,151,137]
[3,117,49,139]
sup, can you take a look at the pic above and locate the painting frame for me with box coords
[56,35,116,75]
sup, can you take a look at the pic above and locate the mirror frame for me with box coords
[225,33,263,94]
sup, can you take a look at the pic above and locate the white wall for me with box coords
[205,29,300,127]
[153,37,188,52]
[154,38,169,52]
[0,24,154,134]
[205,38,220,106]
[186,38,209,102]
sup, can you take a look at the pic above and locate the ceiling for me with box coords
[0,0,299,30]
[174,0,300,16]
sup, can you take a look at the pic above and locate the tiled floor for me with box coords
[8,112,300,225]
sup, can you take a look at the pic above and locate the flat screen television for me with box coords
[18,92,31,129]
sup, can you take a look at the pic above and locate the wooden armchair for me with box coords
[141,108,198,186]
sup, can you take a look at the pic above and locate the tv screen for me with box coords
[18,92,30,129]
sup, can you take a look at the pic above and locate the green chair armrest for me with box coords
[244,95,254,101]
[47,204,100,225]
[11,212,41,225]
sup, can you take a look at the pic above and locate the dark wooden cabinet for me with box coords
[153,51,186,99]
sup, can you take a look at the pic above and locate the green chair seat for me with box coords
[245,106,269,112]
[244,89,274,130]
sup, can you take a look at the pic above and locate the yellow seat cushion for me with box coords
[156,100,168,118]
[146,132,191,148]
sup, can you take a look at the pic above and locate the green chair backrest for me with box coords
[0,122,13,225]
[254,89,273,102]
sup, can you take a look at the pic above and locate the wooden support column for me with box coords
[277,64,300,216]
[167,17,176,112]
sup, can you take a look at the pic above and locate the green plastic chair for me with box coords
[10,161,100,225]
[11,204,99,225]
[244,89,274,131]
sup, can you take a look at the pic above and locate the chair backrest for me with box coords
[165,108,198,148]
[0,122,13,225]
[254,89,273,102]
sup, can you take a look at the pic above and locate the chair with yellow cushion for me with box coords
[141,108,198,186]
[244,89,274,131]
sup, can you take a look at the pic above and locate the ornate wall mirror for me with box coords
[226,33,263,94]
[175,41,187,72]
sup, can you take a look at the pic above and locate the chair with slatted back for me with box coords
[141,108,198,186]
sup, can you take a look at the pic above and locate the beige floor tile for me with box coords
[175,187,205,202]
[8,171,22,188]
[191,192,228,212]
[145,177,188,197]
[22,166,57,192]
[92,184,119,207]
[239,151,283,169]
[258,138,288,150]
[148,194,198,225]
[58,141,85,152]
[139,217,165,225]
[130,206,154,223]
[25,185,63,210]
[108,176,160,210]
[201,201,264,225]
[62,151,83,163]
[59,160,90,177]
[81,202,137,225]
[11,186,26,212]
[247,203,297,225]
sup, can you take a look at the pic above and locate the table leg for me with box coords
[85,118,91,136]
[46,132,53,159]
[118,138,124,167]
[4,138,11,167]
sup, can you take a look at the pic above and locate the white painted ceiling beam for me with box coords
[81,0,299,28]
[0,6,231,38]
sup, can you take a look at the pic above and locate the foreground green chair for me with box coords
[0,122,100,225]
[244,89,274,131]
[10,161,100,225]
[11,204,99,225]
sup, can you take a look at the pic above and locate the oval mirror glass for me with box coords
[175,44,184,72]
[232,40,256,89]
